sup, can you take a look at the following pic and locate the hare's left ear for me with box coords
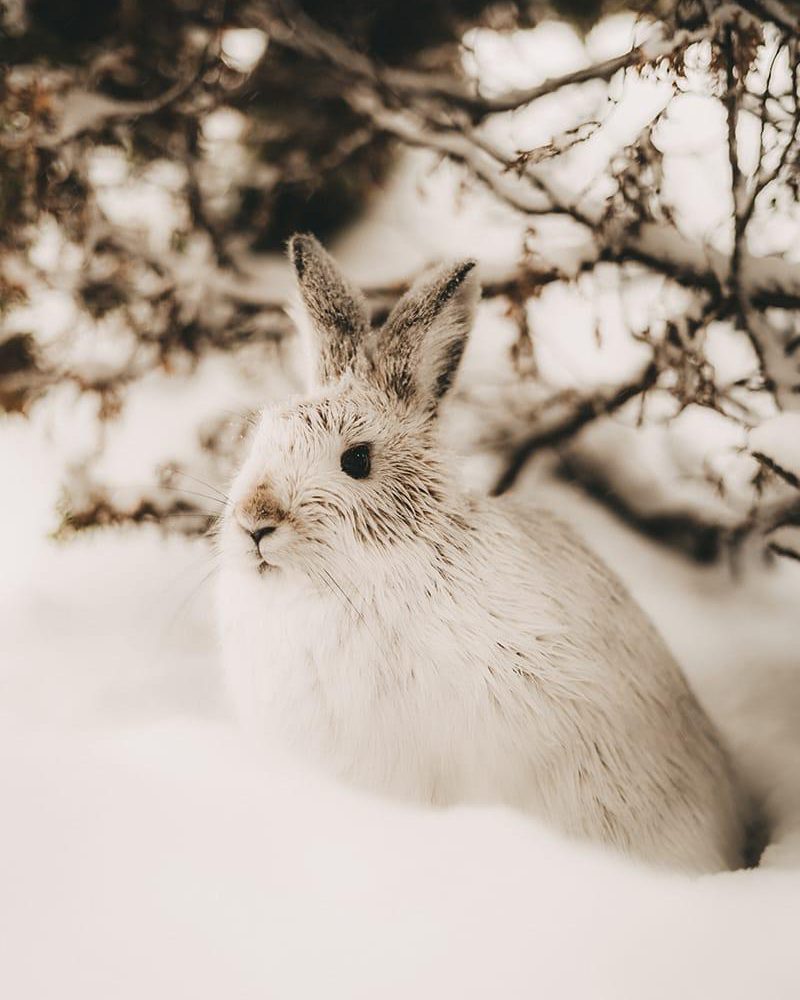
[288,234,370,384]
[373,260,479,412]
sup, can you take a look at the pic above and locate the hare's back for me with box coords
[489,495,662,648]
[486,493,747,870]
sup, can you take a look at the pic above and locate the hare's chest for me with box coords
[218,568,419,773]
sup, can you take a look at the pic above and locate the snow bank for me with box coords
[3,15,800,995]
[2,417,800,999]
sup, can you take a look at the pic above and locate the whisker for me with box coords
[161,562,222,640]
[141,544,218,623]
[167,470,230,503]
[150,549,224,657]
[152,510,219,518]
[137,511,220,533]
[317,565,383,651]
[156,484,227,507]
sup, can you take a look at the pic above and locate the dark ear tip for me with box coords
[288,233,319,278]
[449,259,478,288]
[437,259,478,306]
[458,259,477,277]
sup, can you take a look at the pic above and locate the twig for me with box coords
[257,3,727,120]
[492,362,660,496]
[752,450,800,489]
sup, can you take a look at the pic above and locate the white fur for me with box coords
[216,244,748,873]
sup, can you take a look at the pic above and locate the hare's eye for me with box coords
[341,443,371,479]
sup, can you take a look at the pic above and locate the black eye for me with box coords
[341,443,371,479]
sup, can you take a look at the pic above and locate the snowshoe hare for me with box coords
[217,234,748,872]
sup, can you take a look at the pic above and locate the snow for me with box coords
[4,12,800,996]
[3,403,800,999]
[221,28,268,73]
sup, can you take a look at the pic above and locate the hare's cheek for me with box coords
[220,516,252,562]
[228,463,262,510]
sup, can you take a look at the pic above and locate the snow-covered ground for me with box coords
[3,13,800,997]
[2,408,800,999]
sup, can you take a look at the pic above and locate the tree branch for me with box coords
[492,361,660,496]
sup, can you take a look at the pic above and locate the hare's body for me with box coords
[219,492,744,871]
[217,236,747,872]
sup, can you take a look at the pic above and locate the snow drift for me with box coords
[1,417,799,1000]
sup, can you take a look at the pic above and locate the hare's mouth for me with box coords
[257,558,277,576]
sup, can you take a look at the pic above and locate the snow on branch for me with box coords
[242,0,800,562]
[5,0,800,563]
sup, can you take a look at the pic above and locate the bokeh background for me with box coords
[3,0,800,558]
[2,2,800,997]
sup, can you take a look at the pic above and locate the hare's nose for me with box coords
[249,524,277,547]
[234,489,285,550]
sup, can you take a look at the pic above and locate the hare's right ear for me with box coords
[288,234,370,384]
[372,260,479,413]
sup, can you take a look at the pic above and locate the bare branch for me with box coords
[737,0,800,34]
[752,450,800,488]
[255,3,733,120]
[492,361,660,496]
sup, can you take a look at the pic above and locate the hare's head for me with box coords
[223,234,479,580]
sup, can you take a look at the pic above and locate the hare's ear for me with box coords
[288,234,370,384]
[376,260,478,411]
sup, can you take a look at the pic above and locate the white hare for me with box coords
[217,234,749,872]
